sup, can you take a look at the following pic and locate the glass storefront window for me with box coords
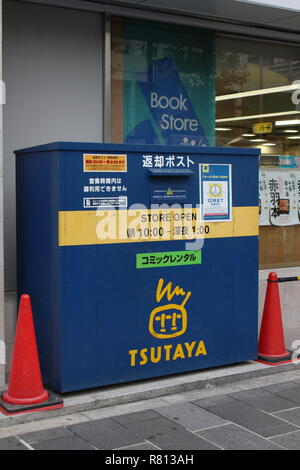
[111,17,300,269]
[111,17,216,146]
[216,37,300,154]
[216,36,300,268]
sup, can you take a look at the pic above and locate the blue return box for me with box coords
[15,143,259,393]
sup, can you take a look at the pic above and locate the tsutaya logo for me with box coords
[128,278,207,367]
[149,278,191,339]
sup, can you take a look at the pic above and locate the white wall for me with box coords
[3,0,103,291]
[0,0,5,385]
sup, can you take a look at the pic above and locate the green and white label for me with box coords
[136,250,202,269]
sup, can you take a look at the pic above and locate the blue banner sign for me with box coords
[129,58,209,147]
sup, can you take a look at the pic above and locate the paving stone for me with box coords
[170,385,243,403]
[273,407,300,426]
[193,395,298,438]
[0,414,89,439]
[81,398,169,421]
[0,436,28,450]
[112,410,160,426]
[155,402,228,431]
[69,418,142,450]
[292,379,300,385]
[228,388,296,412]
[20,426,72,444]
[272,385,300,405]
[263,382,300,394]
[32,435,95,450]
[197,423,285,450]
[125,416,220,450]
[191,394,234,409]
[116,442,159,450]
[271,430,300,450]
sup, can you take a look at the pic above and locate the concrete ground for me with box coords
[2,365,300,449]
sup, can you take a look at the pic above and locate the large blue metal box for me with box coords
[15,143,259,393]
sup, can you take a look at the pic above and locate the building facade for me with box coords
[0,0,300,384]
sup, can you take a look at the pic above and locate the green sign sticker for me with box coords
[136,250,202,269]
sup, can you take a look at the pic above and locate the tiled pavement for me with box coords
[4,377,300,449]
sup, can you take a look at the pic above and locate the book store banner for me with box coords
[123,20,215,147]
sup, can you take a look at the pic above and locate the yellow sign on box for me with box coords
[83,154,127,172]
[252,122,273,135]
[58,206,259,246]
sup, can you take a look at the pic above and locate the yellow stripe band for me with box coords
[58,206,259,247]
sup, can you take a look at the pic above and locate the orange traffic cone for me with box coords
[257,272,292,365]
[0,295,63,415]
